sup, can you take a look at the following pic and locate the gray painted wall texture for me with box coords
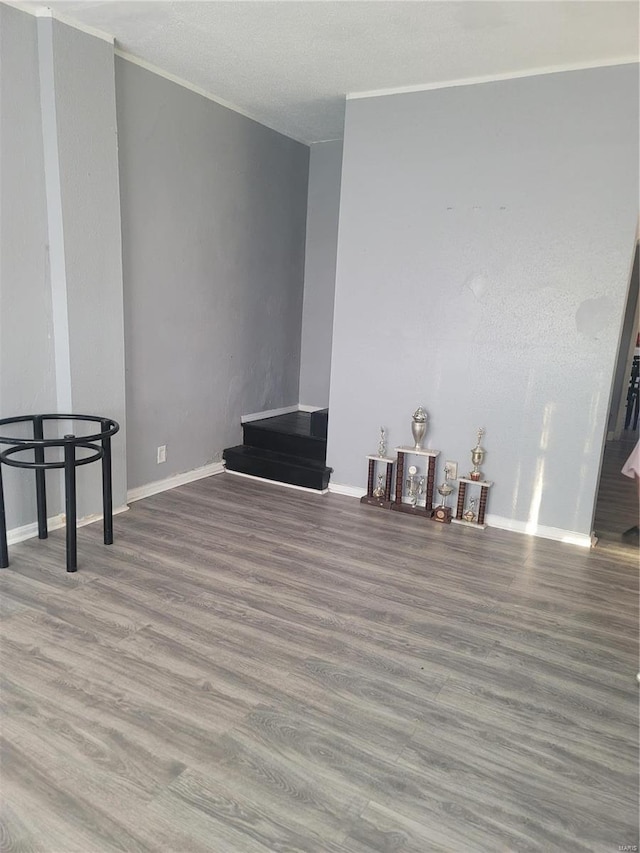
[299,140,343,408]
[328,65,639,537]
[48,20,127,520]
[116,59,309,490]
[0,9,126,530]
[0,7,59,528]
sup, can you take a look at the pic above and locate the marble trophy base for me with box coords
[361,495,393,509]
[431,505,452,524]
[451,517,486,530]
[390,502,431,518]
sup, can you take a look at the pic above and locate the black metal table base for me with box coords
[0,414,119,572]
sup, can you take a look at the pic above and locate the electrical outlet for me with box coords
[445,460,458,480]
[157,445,167,464]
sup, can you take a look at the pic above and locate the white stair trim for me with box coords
[224,468,328,494]
[241,404,324,423]
[240,405,299,423]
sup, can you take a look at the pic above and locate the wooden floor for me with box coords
[1,473,638,852]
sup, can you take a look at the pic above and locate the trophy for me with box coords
[469,427,486,481]
[463,498,478,523]
[373,473,385,498]
[378,427,387,458]
[411,407,428,449]
[433,464,454,523]
[406,465,425,507]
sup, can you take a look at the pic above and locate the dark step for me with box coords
[310,408,329,440]
[243,414,326,463]
[223,445,332,491]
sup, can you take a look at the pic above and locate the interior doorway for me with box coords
[592,241,639,549]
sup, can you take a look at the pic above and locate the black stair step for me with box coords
[243,415,326,462]
[223,445,332,491]
[310,408,329,440]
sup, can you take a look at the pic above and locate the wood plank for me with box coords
[0,471,637,852]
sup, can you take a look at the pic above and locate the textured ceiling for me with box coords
[13,1,640,143]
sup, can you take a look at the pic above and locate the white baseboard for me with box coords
[240,404,324,423]
[485,514,592,547]
[127,462,225,503]
[224,468,328,494]
[328,483,364,498]
[7,504,129,546]
[8,461,224,543]
[241,405,299,424]
[327,484,591,547]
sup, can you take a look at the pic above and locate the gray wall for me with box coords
[46,19,127,520]
[299,140,343,408]
[0,8,127,530]
[0,6,58,528]
[0,13,308,530]
[116,58,309,490]
[328,65,639,537]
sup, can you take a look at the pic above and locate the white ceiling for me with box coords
[13,1,640,144]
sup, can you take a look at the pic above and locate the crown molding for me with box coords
[114,49,310,146]
[0,0,309,144]
[347,57,640,101]
[2,1,114,43]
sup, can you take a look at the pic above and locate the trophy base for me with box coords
[360,495,392,509]
[431,506,452,524]
[390,502,431,517]
[452,517,487,530]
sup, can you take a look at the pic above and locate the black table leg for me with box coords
[64,435,77,572]
[33,415,48,539]
[101,419,113,546]
[0,463,8,568]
